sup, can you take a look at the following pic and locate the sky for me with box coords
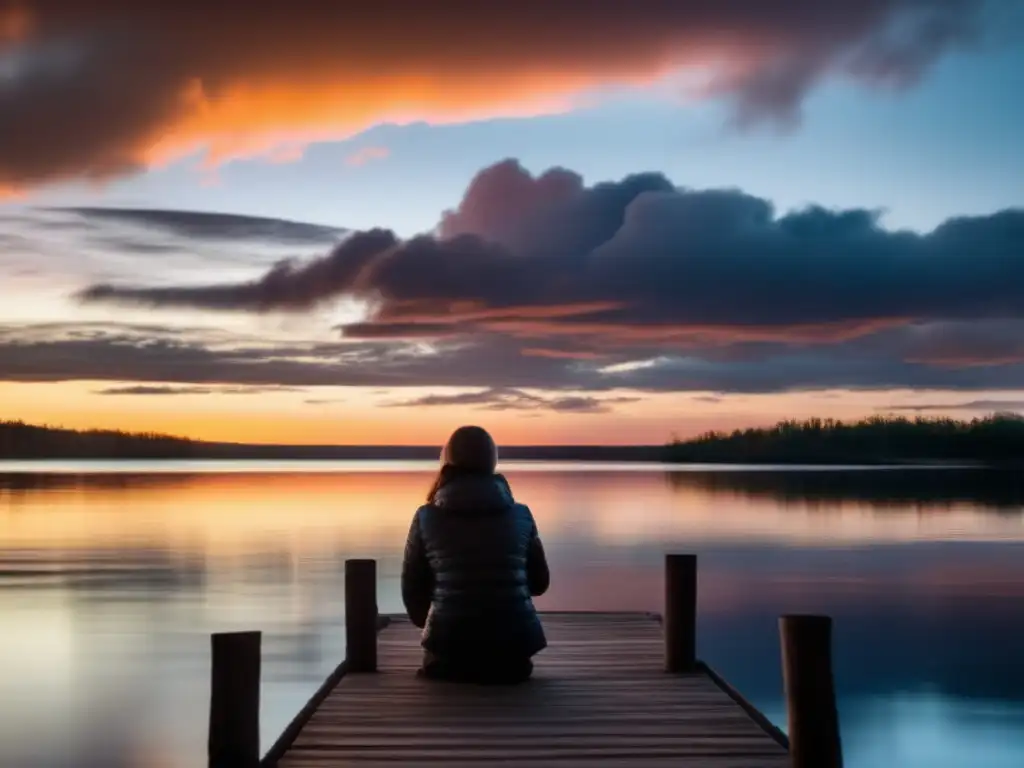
[2,0,1024,446]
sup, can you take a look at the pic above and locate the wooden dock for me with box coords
[207,556,843,768]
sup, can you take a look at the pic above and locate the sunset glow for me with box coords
[4,467,1023,555]
[1,1,1023,444]
[4,7,1024,768]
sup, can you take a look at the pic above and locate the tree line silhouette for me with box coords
[666,414,1024,464]
[3,414,1024,463]
[0,420,200,459]
[0,419,665,460]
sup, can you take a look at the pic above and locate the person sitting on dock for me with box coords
[401,425,550,684]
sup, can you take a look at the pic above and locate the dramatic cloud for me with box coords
[8,321,1024,396]
[81,159,1024,352]
[9,154,1024,397]
[0,1,995,190]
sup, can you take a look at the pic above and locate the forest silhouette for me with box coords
[0,420,198,459]
[2,414,1024,463]
[665,414,1024,464]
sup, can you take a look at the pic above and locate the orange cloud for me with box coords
[263,143,306,165]
[142,70,647,170]
[355,308,910,346]
[0,2,31,42]
[0,2,985,191]
[345,145,391,167]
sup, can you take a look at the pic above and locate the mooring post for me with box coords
[665,553,697,672]
[345,558,378,672]
[208,630,261,768]
[780,614,843,768]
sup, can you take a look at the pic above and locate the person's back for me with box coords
[401,426,549,684]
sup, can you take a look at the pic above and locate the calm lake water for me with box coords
[2,461,1024,768]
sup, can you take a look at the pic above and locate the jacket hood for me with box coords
[433,473,514,511]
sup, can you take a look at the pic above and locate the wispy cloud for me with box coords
[383,387,640,414]
[0,207,348,321]
[880,400,1024,413]
[94,384,301,396]
[55,207,345,245]
[9,318,1024,396]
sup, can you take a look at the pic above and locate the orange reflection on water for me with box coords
[0,471,429,556]
[3,466,1024,560]
[3,464,1024,768]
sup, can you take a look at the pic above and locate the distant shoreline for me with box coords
[134,443,673,462]
[0,420,669,462]
[2,416,1023,465]
[0,447,1014,468]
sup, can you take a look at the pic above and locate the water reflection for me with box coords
[664,466,1024,510]
[1,463,1022,767]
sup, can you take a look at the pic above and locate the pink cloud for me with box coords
[345,146,391,167]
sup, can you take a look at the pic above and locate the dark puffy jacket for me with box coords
[401,473,549,661]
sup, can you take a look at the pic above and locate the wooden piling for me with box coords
[345,558,378,672]
[664,553,697,672]
[208,630,261,768]
[780,614,843,768]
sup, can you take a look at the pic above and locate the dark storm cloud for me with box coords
[80,159,1024,346]
[0,1,996,191]
[898,320,1024,367]
[13,147,1024,399]
[834,320,1024,370]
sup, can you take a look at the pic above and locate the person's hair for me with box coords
[427,426,499,503]
[426,463,460,503]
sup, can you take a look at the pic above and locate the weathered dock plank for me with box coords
[222,556,841,768]
[274,613,789,767]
